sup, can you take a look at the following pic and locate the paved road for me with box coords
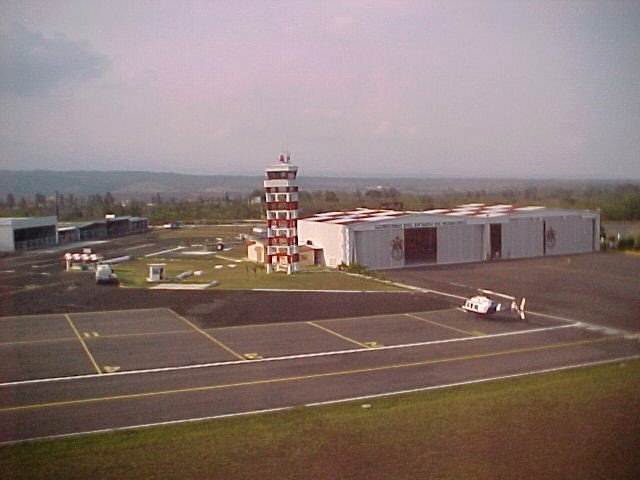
[2,316,638,444]
[386,252,640,331]
[2,241,639,444]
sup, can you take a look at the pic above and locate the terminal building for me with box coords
[0,216,58,252]
[298,204,600,270]
[1,215,149,253]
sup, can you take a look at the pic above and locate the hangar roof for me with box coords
[301,204,548,225]
[0,216,58,228]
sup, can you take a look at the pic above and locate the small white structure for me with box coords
[247,240,267,263]
[95,264,117,284]
[64,249,103,271]
[147,263,167,282]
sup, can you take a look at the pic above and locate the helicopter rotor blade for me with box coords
[479,289,515,300]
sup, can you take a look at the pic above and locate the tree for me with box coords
[324,191,339,202]
[152,192,164,205]
[105,192,115,209]
[6,193,15,208]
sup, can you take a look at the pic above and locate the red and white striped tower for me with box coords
[264,153,299,274]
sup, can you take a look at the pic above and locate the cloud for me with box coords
[0,24,109,96]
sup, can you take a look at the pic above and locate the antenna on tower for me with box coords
[282,134,291,163]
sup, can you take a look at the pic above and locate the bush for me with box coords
[338,262,387,281]
[617,236,635,249]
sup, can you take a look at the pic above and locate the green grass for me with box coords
[2,360,639,480]
[115,256,402,291]
[120,225,401,291]
[153,224,256,241]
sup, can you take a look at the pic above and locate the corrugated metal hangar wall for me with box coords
[299,207,599,270]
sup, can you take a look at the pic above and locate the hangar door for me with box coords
[404,227,437,264]
[543,216,595,255]
[354,229,405,269]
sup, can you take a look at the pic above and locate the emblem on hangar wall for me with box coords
[391,236,404,261]
[545,227,556,249]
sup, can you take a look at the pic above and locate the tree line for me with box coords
[1,183,639,223]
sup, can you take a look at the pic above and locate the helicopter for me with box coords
[461,289,526,320]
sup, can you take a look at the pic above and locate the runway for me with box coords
[2,306,639,444]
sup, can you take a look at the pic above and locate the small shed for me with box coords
[299,244,323,267]
[247,240,266,263]
[147,263,167,282]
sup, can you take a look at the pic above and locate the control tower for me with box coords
[264,153,299,274]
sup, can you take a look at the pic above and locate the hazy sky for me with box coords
[1,1,638,178]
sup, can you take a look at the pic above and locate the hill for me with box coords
[1,170,635,200]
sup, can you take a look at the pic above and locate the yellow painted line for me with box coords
[0,330,195,346]
[0,313,68,321]
[311,308,460,325]
[67,307,172,317]
[0,337,77,347]
[307,321,372,349]
[208,309,459,332]
[5,281,78,296]
[0,335,622,413]
[405,313,484,336]
[95,329,195,340]
[211,320,310,331]
[169,311,245,361]
[64,314,102,375]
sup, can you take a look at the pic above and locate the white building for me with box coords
[298,204,600,270]
[0,216,58,252]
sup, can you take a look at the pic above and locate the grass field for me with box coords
[114,225,402,291]
[115,252,402,291]
[2,360,638,480]
[152,224,258,241]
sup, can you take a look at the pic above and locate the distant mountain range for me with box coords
[0,170,633,199]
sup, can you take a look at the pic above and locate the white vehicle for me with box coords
[95,264,118,285]
[461,289,526,320]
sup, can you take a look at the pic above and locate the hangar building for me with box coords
[0,216,58,252]
[298,204,600,270]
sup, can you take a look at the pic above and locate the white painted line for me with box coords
[526,311,581,325]
[252,289,397,293]
[31,262,60,269]
[0,323,578,387]
[305,355,640,408]
[341,273,467,299]
[2,355,637,446]
[0,406,295,446]
[393,279,634,337]
[149,284,213,290]
[125,243,155,251]
[528,312,634,335]
[214,254,242,263]
[145,246,186,258]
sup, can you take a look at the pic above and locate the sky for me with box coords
[0,1,638,178]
